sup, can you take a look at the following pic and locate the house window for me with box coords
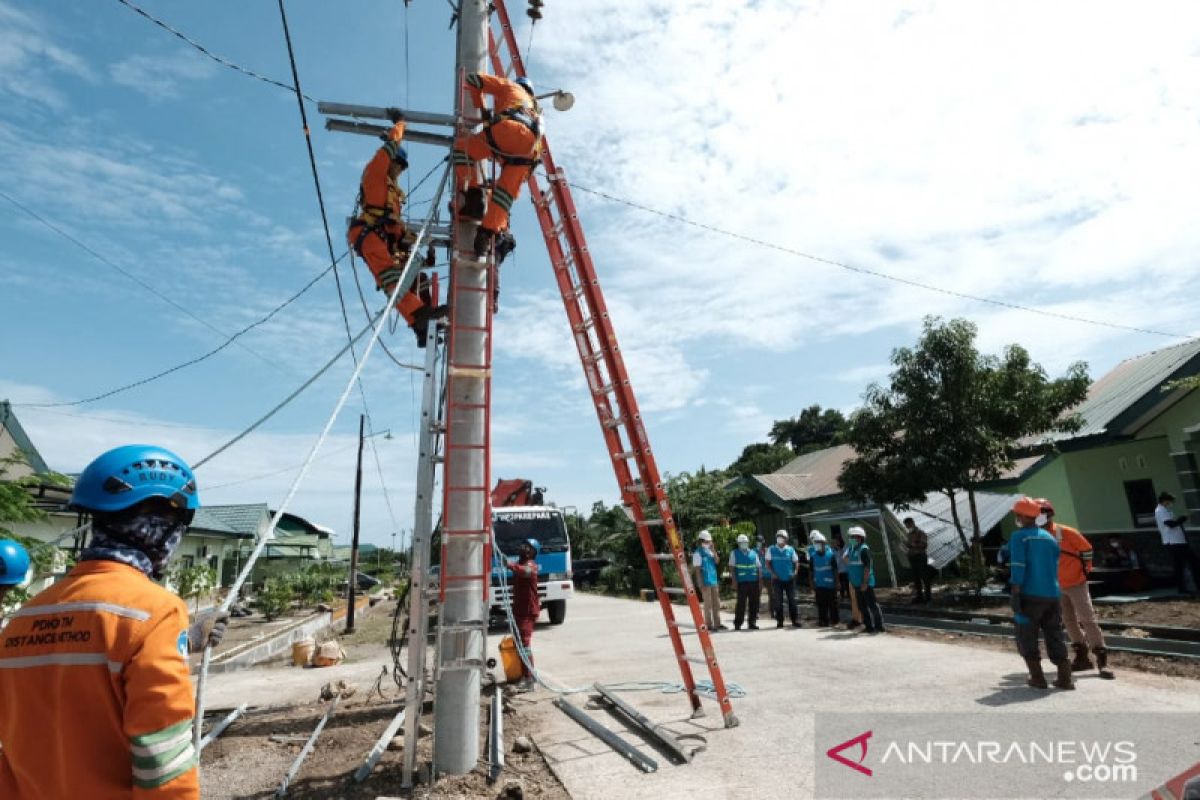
[1123,479,1157,528]
[1136,455,1147,470]
[830,524,842,541]
[180,555,195,569]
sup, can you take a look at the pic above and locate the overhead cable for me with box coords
[14,261,338,408]
[114,0,315,102]
[563,179,1188,340]
[0,188,287,375]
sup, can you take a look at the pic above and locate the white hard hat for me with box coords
[775,529,788,540]
[736,533,750,544]
[808,529,822,541]
[697,529,713,542]
[810,531,827,544]
[848,526,867,539]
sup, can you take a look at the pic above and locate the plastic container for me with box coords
[292,637,315,667]
[498,635,523,682]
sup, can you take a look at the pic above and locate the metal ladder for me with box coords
[400,314,448,790]
[487,0,738,728]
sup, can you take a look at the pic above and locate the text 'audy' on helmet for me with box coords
[0,539,31,586]
[71,445,199,518]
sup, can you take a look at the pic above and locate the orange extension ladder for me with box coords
[486,0,739,728]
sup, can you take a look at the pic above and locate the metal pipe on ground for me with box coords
[591,684,691,765]
[488,689,504,784]
[553,698,658,774]
[199,703,247,752]
[275,696,341,798]
[353,706,407,784]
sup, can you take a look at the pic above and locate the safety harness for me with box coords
[483,105,544,167]
[351,181,408,254]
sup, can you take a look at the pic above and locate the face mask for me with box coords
[816,544,826,554]
[1034,513,1048,527]
[738,542,749,551]
[83,513,187,579]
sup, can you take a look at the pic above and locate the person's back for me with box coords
[1051,522,1091,588]
[1010,525,1060,599]
[0,560,196,798]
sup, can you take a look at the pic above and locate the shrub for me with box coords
[256,577,295,621]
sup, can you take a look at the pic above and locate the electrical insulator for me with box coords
[527,0,543,21]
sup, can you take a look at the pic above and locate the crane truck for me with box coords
[490,478,573,625]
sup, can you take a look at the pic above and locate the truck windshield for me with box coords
[494,511,569,555]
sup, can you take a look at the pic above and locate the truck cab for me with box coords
[490,505,573,625]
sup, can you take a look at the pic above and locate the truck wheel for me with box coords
[547,599,567,625]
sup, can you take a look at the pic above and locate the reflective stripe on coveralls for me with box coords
[0,560,198,798]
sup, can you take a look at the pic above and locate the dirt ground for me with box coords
[199,599,568,799]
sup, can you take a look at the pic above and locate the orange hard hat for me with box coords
[1012,496,1042,518]
[1034,497,1054,515]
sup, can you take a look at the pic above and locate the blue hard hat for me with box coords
[70,445,199,515]
[515,76,534,95]
[0,539,31,586]
[523,538,541,553]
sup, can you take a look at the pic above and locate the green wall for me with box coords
[1047,439,1179,532]
[1016,456,1076,525]
[1137,388,1200,452]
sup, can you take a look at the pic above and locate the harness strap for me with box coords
[483,122,541,167]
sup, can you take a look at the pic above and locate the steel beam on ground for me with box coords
[199,703,247,752]
[553,698,658,774]
[274,696,340,797]
[592,685,691,765]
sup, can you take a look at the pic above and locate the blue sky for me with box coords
[2,1,1198,549]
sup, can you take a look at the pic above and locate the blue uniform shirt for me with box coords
[767,544,797,581]
[694,546,719,587]
[809,547,837,589]
[846,542,875,588]
[1009,524,1060,599]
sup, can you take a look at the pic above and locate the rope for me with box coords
[193,165,452,751]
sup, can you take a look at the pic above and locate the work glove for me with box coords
[188,610,230,653]
[386,107,405,124]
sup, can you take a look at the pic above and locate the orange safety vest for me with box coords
[0,560,198,799]
[1048,522,1093,589]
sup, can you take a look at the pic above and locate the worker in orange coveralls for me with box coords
[348,111,442,346]
[0,444,205,799]
[511,538,541,693]
[453,72,543,257]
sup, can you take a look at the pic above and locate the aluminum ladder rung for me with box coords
[649,554,675,561]
[661,587,688,596]
[668,620,696,630]
[637,519,664,527]
[603,417,625,430]
[682,655,710,666]
[590,383,614,396]
[612,450,638,460]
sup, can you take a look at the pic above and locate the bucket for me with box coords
[498,636,523,682]
[292,637,315,667]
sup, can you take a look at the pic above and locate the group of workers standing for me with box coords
[347,71,544,347]
[690,527,887,635]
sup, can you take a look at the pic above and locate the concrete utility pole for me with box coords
[433,0,490,775]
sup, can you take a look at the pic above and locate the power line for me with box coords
[13,261,337,408]
[562,179,1189,340]
[0,188,289,374]
[114,0,315,102]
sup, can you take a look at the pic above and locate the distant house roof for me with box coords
[748,445,856,505]
[1048,338,1200,444]
[190,508,247,537]
[886,490,1014,569]
[198,504,270,537]
[0,401,50,475]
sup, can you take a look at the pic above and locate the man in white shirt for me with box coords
[1155,491,1200,596]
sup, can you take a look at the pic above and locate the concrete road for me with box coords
[512,593,1200,800]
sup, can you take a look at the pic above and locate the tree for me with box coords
[664,468,731,536]
[726,442,794,478]
[769,405,850,454]
[169,562,217,613]
[838,317,1090,582]
[1,453,72,612]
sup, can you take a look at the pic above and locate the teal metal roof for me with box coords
[0,401,50,474]
[1056,339,1200,442]
[189,508,245,537]
[197,503,269,536]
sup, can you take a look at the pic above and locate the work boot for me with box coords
[495,231,516,264]
[473,226,495,258]
[1025,658,1048,689]
[1053,661,1076,690]
[1070,642,1094,672]
[1093,647,1115,680]
[460,186,485,220]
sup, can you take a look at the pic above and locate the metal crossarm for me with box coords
[486,0,738,728]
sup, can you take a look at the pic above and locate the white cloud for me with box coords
[523,0,1200,395]
[0,1,91,110]
[109,52,218,100]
